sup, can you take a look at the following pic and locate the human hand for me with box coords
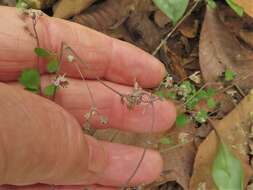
[0,6,176,190]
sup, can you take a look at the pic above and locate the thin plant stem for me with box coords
[120,103,155,190]
[152,0,202,56]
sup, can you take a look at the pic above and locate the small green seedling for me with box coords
[224,69,236,82]
[176,113,189,128]
[195,110,208,124]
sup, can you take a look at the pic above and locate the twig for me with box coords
[152,0,202,56]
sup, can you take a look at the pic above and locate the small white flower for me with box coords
[67,55,75,63]
[162,74,174,88]
[52,74,68,87]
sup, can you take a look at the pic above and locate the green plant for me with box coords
[176,113,189,128]
[224,69,236,82]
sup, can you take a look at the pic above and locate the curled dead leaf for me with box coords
[178,15,199,39]
[154,10,171,28]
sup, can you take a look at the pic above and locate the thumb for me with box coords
[0,83,107,186]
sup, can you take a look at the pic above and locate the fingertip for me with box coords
[130,149,163,186]
[154,100,177,132]
[107,39,167,88]
[96,142,163,187]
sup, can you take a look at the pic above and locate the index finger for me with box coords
[0,6,166,88]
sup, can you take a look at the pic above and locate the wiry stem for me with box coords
[120,103,155,190]
[152,0,202,56]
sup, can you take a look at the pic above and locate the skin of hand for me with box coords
[0,6,176,190]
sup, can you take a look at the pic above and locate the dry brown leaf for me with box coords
[73,0,137,31]
[53,0,96,19]
[190,91,253,190]
[94,122,196,189]
[234,0,253,18]
[154,10,171,28]
[125,11,162,52]
[239,30,253,48]
[199,7,253,90]
[166,48,187,80]
[178,16,199,39]
[153,124,196,190]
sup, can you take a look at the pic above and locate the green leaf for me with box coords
[224,69,236,82]
[179,81,196,97]
[207,0,217,9]
[195,110,208,123]
[47,59,59,73]
[212,142,244,190]
[152,0,189,25]
[225,0,244,17]
[166,91,177,100]
[186,96,200,110]
[154,90,165,99]
[159,137,173,145]
[206,87,216,97]
[19,69,40,93]
[34,48,51,58]
[176,113,189,128]
[207,98,217,109]
[16,0,29,9]
[43,84,56,97]
[196,90,208,99]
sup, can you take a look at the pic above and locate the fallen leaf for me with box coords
[199,7,253,90]
[125,11,162,52]
[239,30,253,48]
[190,91,253,190]
[154,10,171,28]
[166,48,188,80]
[73,0,137,31]
[233,0,253,18]
[53,0,96,19]
[179,15,199,38]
